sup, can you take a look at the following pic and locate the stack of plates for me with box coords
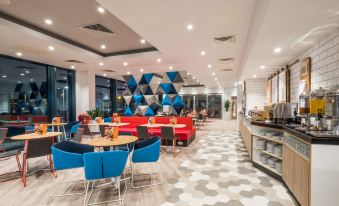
[256,139,266,150]
[275,161,282,173]
[265,132,275,138]
[273,145,282,156]
[267,157,277,168]
[266,142,276,153]
[272,135,283,141]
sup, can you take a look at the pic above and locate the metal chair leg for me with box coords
[131,162,162,189]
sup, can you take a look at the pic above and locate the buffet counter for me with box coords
[239,113,339,206]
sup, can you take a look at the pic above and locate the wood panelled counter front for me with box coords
[239,116,252,159]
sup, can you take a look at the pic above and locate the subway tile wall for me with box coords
[290,28,339,103]
[245,78,267,112]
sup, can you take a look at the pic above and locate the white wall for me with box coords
[290,28,339,103]
[75,70,96,116]
[245,78,267,112]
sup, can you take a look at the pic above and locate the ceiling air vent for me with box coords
[220,68,233,72]
[80,23,114,34]
[102,69,116,73]
[212,35,238,47]
[218,58,234,65]
[65,60,85,64]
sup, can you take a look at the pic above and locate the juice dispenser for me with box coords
[309,87,327,116]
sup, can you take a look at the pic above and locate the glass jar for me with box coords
[299,92,310,114]
[309,87,327,115]
[325,85,339,118]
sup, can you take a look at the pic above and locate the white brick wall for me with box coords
[290,28,339,103]
[245,78,267,111]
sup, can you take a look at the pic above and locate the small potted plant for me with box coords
[87,109,103,133]
[104,126,118,140]
[224,99,232,120]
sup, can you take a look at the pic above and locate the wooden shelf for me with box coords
[254,160,282,176]
[253,134,283,144]
[254,147,282,160]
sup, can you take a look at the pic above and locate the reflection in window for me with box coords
[181,94,222,119]
[195,95,207,113]
[208,95,222,118]
[96,76,112,116]
[55,68,74,122]
[0,56,48,121]
[116,80,126,114]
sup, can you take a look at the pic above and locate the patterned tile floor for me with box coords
[160,128,296,206]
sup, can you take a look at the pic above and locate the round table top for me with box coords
[87,135,138,147]
[11,132,63,140]
[46,122,68,126]
[163,124,186,128]
[141,123,164,128]
[86,122,130,127]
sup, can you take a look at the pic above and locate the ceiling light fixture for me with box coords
[187,24,193,31]
[157,58,162,63]
[274,47,281,53]
[127,71,131,75]
[207,64,212,68]
[253,74,257,78]
[99,62,104,66]
[211,72,215,76]
[169,66,173,70]
[100,44,106,49]
[103,73,107,77]
[16,52,22,57]
[192,76,196,79]
[2,75,6,78]
[200,51,206,56]
[140,39,146,44]
[234,82,238,86]
[260,65,266,69]
[123,62,128,66]
[44,19,53,25]
[214,77,218,81]
[97,7,105,13]
[70,65,75,69]
[48,46,55,51]
[140,68,144,72]
[186,72,190,75]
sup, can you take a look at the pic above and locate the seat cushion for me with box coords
[0,141,24,151]
[0,149,22,159]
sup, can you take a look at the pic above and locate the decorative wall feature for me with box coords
[123,72,184,116]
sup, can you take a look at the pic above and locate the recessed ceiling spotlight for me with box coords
[200,51,206,56]
[186,72,190,75]
[207,64,212,68]
[184,83,188,86]
[127,71,131,75]
[103,73,107,77]
[260,65,266,69]
[16,52,22,57]
[253,74,257,78]
[25,70,30,74]
[123,62,128,66]
[192,76,196,79]
[44,19,53,25]
[97,7,105,13]
[234,82,238,86]
[274,47,281,53]
[30,78,34,82]
[99,62,104,66]
[140,39,146,44]
[2,75,7,78]
[70,65,75,69]
[187,24,193,31]
[100,44,106,49]
[157,58,162,63]
[169,66,173,70]
[211,72,215,76]
[20,73,24,76]
[48,46,55,51]
[214,77,218,81]
[140,68,144,72]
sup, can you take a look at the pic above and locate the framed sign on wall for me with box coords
[278,68,290,103]
[300,57,311,92]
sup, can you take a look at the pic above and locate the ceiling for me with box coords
[0,0,156,56]
[0,0,338,89]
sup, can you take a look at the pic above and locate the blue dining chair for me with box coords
[103,117,112,123]
[68,123,80,140]
[131,136,162,188]
[51,141,94,197]
[82,150,128,206]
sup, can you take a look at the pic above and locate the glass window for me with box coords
[195,95,207,113]
[116,80,126,114]
[95,76,112,116]
[183,95,194,113]
[0,56,48,121]
[208,94,222,118]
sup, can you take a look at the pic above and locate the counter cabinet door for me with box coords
[282,145,293,190]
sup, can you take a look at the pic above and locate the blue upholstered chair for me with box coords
[103,117,112,123]
[83,150,128,205]
[131,136,162,188]
[68,123,80,140]
[51,141,94,197]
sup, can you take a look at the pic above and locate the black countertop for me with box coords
[250,120,339,145]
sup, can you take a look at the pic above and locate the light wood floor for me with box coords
[0,119,238,206]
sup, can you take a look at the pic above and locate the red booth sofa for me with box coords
[116,116,196,147]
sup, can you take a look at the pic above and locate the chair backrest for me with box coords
[132,137,161,163]
[99,125,107,137]
[70,123,80,134]
[0,128,8,144]
[52,141,94,170]
[26,137,54,159]
[83,150,128,180]
[73,128,84,143]
[161,126,175,140]
[198,113,203,120]
[80,125,92,136]
[137,126,149,140]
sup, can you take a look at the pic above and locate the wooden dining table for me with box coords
[86,122,130,127]
[46,123,67,141]
[87,135,138,151]
[11,132,63,141]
